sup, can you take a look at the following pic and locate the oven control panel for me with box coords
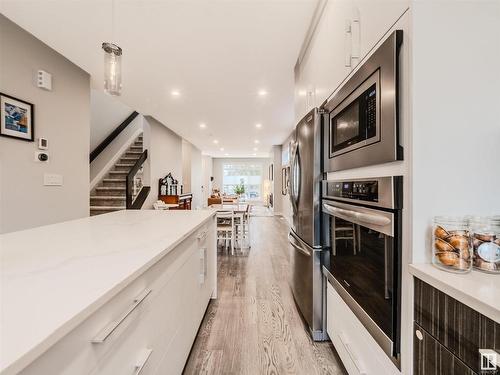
[326,180,379,202]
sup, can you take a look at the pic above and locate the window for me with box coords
[222,162,263,200]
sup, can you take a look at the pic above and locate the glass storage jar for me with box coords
[432,216,472,273]
[469,216,500,274]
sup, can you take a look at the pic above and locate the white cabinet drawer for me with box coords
[326,283,400,375]
[19,225,206,375]
[90,240,202,375]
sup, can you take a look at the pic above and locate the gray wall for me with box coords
[0,15,90,233]
[142,116,183,209]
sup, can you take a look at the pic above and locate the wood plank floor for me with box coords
[183,215,346,375]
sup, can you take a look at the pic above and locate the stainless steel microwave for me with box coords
[322,30,403,172]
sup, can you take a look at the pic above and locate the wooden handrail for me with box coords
[126,149,149,209]
[90,111,139,163]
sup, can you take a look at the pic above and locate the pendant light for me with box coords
[102,0,122,95]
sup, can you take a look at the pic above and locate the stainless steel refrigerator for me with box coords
[288,107,325,341]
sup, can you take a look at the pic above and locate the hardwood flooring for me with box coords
[183,215,346,375]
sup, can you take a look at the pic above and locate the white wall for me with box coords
[181,140,203,209]
[90,89,142,187]
[181,139,191,191]
[201,155,213,207]
[90,89,133,151]
[271,145,283,214]
[142,116,183,209]
[0,14,90,233]
[212,158,271,200]
[90,116,143,188]
[411,0,500,263]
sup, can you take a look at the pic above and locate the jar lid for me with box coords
[434,216,469,225]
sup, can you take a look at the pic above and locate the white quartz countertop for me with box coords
[0,209,215,375]
[409,263,500,324]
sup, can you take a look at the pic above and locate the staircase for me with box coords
[90,134,144,216]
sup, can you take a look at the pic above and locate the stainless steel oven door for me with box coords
[289,230,325,340]
[322,199,398,361]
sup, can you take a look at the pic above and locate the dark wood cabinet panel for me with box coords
[414,278,500,374]
[414,323,476,375]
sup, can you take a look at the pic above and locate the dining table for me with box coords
[209,203,249,213]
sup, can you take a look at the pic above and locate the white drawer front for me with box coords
[326,283,400,375]
[19,224,208,375]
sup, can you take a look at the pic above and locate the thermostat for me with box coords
[37,70,52,91]
[38,138,48,150]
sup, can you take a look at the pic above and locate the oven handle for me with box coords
[288,233,311,257]
[322,203,391,227]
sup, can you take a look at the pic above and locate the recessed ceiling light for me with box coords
[253,147,258,151]
[171,90,180,97]
[220,147,224,151]
[252,153,257,156]
[224,153,229,156]
[254,140,260,144]
[199,123,207,129]
[255,123,262,129]
[258,89,268,96]
[298,90,307,96]
[213,139,219,144]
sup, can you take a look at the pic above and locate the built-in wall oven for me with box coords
[323,30,403,172]
[322,176,403,366]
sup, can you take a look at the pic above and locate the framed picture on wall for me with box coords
[0,93,34,141]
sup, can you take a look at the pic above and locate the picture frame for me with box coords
[0,93,34,142]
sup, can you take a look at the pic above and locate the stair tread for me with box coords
[103,178,125,181]
[96,187,126,190]
[90,206,126,210]
[90,196,126,199]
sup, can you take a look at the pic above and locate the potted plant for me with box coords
[234,183,245,199]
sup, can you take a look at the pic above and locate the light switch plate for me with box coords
[44,173,63,186]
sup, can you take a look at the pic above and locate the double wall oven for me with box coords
[322,177,403,365]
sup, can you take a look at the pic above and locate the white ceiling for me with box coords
[0,0,317,158]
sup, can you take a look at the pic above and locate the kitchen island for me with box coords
[0,210,216,375]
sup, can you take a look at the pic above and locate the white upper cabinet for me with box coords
[294,0,409,122]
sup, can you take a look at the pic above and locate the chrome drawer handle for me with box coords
[134,348,153,375]
[91,288,152,344]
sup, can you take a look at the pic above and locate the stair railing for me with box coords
[126,149,151,209]
[90,111,139,163]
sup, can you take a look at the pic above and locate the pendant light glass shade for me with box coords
[102,42,122,96]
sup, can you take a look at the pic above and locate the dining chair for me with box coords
[234,205,251,249]
[216,210,235,255]
[332,219,357,256]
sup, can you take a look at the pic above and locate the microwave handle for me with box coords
[322,203,390,227]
